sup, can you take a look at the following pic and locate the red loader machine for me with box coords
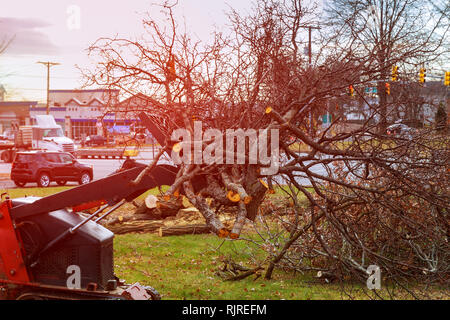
[0,155,179,300]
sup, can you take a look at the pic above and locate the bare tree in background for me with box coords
[0,35,13,55]
[323,0,450,133]
[82,0,449,299]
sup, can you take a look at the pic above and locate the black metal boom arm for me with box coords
[10,164,178,220]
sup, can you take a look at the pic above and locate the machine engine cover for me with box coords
[12,197,115,290]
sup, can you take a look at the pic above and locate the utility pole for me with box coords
[300,25,320,65]
[300,25,320,136]
[37,61,60,115]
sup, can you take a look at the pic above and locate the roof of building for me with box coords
[0,101,38,106]
[116,92,162,108]
[49,89,119,93]
[65,98,85,106]
[64,97,105,106]
[87,97,105,105]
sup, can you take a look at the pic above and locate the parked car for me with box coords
[11,151,93,187]
[83,135,106,146]
[386,123,416,139]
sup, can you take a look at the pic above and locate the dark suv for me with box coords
[83,135,106,146]
[11,151,93,187]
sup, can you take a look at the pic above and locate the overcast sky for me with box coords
[0,0,254,102]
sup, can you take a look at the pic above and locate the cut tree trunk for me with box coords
[158,224,211,237]
[106,220,164,234]
[244,165,268,221]
[134,195,184,219]
[102,214,155,225]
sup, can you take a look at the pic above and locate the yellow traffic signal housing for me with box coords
[419,68,426,83]
[385,82,390,95]
[445,71,450,86]
[391,66,398,81]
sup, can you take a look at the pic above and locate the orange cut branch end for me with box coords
[227,190,241,202]
[172,143,181,153]
[218,228,230,238]
[259,179,269,189]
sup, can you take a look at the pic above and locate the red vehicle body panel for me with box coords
[0,200,30,282]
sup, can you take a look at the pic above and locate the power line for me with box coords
[5,87,46,90]
[5,74,78,80]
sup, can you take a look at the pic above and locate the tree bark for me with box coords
[133,195,184,219]
[158,224,211,237]
[106,220,164,234]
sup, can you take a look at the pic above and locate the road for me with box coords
[0,149,172,190]
[0,158,122,189]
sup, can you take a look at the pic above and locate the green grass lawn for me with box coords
[113,233,349,300]
[0,186,73,198]
[113,232,449,300]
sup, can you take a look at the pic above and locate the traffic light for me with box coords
[391,65,398,81]
[348,85,354,97]
[445,71,450,86]
[385,82,390,95]
[419,68,426,83]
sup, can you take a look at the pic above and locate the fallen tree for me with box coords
[82,0,449,299]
